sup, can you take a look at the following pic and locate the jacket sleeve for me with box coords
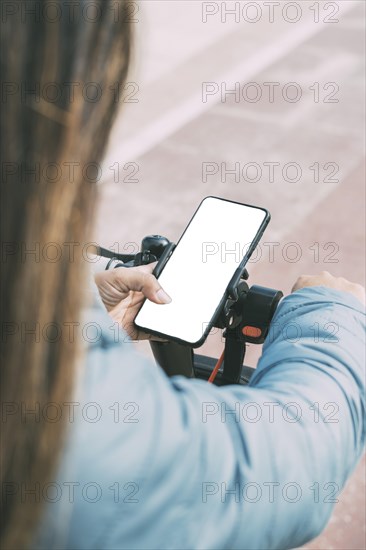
[152,286,366,550]
[36,286,365,550]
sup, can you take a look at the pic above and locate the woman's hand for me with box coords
[292,271,365,305]
[95,264,171,340]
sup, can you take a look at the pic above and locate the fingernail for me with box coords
[156,289,172,304]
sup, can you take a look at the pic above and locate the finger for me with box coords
[120,268,172,304]
[291,275,311,293]
[135,262,157,274]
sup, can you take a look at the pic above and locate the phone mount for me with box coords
[96,236,283,386]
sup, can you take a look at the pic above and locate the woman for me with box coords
[1,2,365,549]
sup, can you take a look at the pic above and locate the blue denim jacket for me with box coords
[36,287,365,550]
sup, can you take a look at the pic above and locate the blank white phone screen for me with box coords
[135,197,267,345]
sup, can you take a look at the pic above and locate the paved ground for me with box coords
[96,2,366,548]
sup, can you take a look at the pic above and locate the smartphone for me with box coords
[134,196,270,347]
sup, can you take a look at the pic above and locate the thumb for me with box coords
[124,269,172,304]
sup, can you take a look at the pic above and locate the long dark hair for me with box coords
[0,1,132,547]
